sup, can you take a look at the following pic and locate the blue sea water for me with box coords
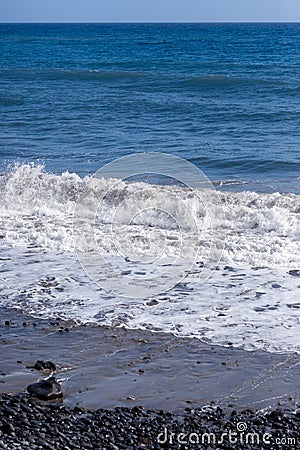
[0,23,299,353]
[0,23,299,192]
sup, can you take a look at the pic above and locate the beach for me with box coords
[0,308,299,448]
[0,22,299,448]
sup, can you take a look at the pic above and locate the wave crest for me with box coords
[0,164,299,267]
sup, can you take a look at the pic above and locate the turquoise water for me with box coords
[0,23,299,192]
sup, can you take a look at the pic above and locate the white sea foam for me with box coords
[1,164,299,267]
[0,164,299,353]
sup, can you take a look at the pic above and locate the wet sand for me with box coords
[1,308,299,412]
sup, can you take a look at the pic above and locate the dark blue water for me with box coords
[0,23,299,192]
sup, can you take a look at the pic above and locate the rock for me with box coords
[26,377,63,400]
[146,299,159,306]
[28,360,56,372]
[0,391,298,449]
[0,422,15,434]
[287,303,300,309]
[224,266,236,272]
[288,269,300,277]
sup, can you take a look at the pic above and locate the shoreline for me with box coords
[0,307,299,448]
[1,307,299,412]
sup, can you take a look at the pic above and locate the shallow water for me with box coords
[1,309,299,411]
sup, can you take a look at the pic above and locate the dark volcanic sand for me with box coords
[0,308,299,449]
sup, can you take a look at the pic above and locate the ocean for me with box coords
[0,23,299,354]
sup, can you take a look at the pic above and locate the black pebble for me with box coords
[288,269,300,277]
[30,360,56,372]
[0,391,298,449]
[146,299,159,306]
[0,423,15,434]
[27,376,63,400]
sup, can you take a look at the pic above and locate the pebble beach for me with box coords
[0,309,299,448]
